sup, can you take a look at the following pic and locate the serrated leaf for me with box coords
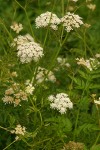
[78,70,92,80]
[91,74,100,79]
[45,116,72,132]
[75,123,100,136]
[69,75,86,88]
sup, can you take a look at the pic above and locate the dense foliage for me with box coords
[0,0,100,150]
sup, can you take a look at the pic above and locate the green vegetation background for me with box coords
[0,0,100,150]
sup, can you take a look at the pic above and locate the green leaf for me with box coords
[75,123,100,136]
[69,75,86,89]
[78,70,92,80]
[89,84,100,89]
[90,144,100,150]
[45,116,72,133]
[9,115,15,126]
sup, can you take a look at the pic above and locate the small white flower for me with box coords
[11,34,44,63]
[76,57,100,71]
[46,71,56,83]
[94,97,100,105]
[17,41,44,63]
[2,96,14,104]
[5,88,14,95]
[25,84,35,95]
[61,12,83,32]
[25,80,31,85]
[57,57,63,63]
[10,22,23,33]
[15,136,19,141]
[35,67,56,83]
[59,107,66,114]
[48,95,54,102]
[50,103,57,109]
[2,82,28,107]
[65,63,71,67]
[84,23,91,28]
[56,57,71,68]
[94,100,100,105]
[95,53,100,58]
[48,93,73,114]
[11,124,26,140]
[35,11,61,30]
[11,71,18,77]
[87,4,96,11]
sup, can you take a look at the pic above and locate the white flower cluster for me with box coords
[11,124,26,140]
[25,80,35,95]
[35,67,56,83]
[10,22,23,33]
[95,53,100,58]
[11,34,34,47]
[2,82,28,107]
[61,141,85,150]
[84,23,91,28]
[35,11,61,30]
[11,71,18,77]
[94,97,100,105]
[11,34,44,63]
[57,57,71,68]
[48,93,73,114]
[87,4,96,11]
[76,57,100,71]
[61,12,83,32]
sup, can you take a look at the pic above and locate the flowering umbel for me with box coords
[76,57,100,71]
[2,82,28,107]
[11,124,26,140]
[62,141,85,150]
[10,22,23,33]
[11,34,44,63]
[25,80,35,95]
[94,97,100,105]
[34,67,56,83]
[48,93,73,114]
[35,11,61,30]
[61,12,83,32]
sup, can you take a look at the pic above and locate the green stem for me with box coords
[32,138,51,148]
[24,9,35,39]
[0,126,10,132]
[83,29,87,58]
[15,0,35,39]
[61,32,68,46]
[47,32,68,72]
[66,0,70,12]
[93,132,100,146]
[61,0,64,16]
[43,0,57,47]
[3,140,17,150]
[73,109,80,141]
[73,79,90,141]
[75,31,94,57]
[0,22,13,41]
[93,106,100,146]
[43,27,49,47]
[15,0,24,9]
